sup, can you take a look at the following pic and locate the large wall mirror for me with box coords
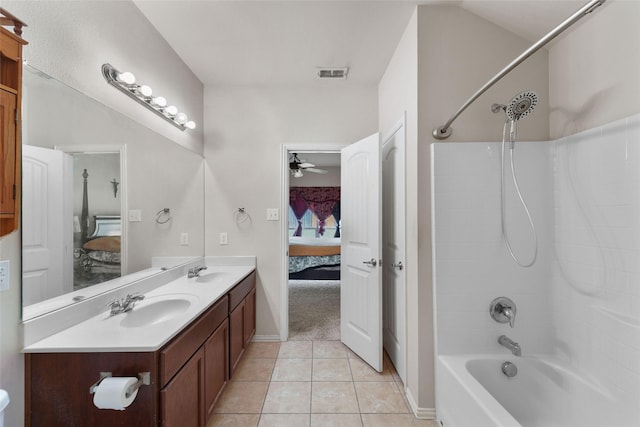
[21,64,205,320]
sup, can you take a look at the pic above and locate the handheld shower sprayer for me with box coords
[492,90,539,268]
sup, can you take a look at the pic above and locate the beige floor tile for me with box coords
[244,342,281,359]
[349,357,395,382]
[312,358,352,381]
[311,381,359,413]
[355,382,409,413]
[311,413,363,427]
[213,381,269,413]
[262,381,312,413]
[206,414,260,427]
[258,413,310,427]
[271,358,313,381]
[279,341,313,358]
[313,341,349,358]
[361,414,433,427]
[233,358,276,381]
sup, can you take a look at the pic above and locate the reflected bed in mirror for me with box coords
[21,64,205,320]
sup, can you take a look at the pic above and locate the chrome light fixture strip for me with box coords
[432,0,606,140]
[101,63,191,131]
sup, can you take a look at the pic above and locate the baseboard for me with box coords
[405,387,436,420]
[251,334,281,342]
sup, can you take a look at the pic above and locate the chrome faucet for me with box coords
[498,335,521,356]
[108,293,145,316]
[187,265,208,278]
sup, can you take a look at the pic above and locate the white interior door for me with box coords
[340,133,383,371]
[22,145,72,304]
[382,119,406,383]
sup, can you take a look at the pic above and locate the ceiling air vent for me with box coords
[317,67,349,80]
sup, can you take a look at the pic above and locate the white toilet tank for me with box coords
[0,389,9,427]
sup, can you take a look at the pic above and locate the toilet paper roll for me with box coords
[93,377,139,411]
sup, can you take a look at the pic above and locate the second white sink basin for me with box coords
[120,294,198,328]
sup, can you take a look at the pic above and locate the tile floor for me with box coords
[207,340,438,427]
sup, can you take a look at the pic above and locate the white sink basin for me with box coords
[195,271,231,283]
[120,294,197,328]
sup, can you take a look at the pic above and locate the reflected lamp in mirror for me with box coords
[101,63,196,131]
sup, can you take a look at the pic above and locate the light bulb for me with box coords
[138,85,152,97]
[185,121,196,130]
[175,112,188,125]
[116,71,136,85]
[151,96,167,108]
[165,105,178,116]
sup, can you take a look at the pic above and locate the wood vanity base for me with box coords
[25,271,256,427]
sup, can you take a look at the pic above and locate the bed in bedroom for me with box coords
[288,236,341,280]
[73,168,122,289]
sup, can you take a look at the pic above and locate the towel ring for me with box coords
[233,207,250,224]
[155,208,172,224]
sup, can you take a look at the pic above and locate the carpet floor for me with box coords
[288,280,340,341]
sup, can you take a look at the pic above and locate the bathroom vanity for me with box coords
[23,262,256,427]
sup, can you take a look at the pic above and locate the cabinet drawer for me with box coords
[160,295,228,387]
[228,271,256,311]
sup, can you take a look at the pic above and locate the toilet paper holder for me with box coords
[89,372,150,398]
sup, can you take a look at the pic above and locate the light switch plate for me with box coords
[129,209,142,222]
[219,232,228,245]
[266,208,279,221]
[0,260,9,291]
[180,233,189,246]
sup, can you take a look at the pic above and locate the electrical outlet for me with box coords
[128,209,142,222]
[219,232,228,245]
[266,208,279,221]
[180,233,189,246]
[0,260,10,291]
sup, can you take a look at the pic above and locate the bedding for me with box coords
[288,236,341,279]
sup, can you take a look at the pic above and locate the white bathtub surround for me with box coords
[432,113,640,427]
[23,256,256,349]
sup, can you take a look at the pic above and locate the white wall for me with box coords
[432,141,553,356]
[292,166,340,187]
[0,3,203,425]
[548,0,640,139]
[551,114,640,424]
[204,84,377,337]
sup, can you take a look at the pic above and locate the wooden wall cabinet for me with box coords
[0,21,26,237]
[26,272,256,426]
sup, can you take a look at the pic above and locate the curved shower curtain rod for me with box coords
[432,0,607,140]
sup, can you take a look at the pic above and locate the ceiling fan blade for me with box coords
[306,167,328,174]
[299,162,315,168]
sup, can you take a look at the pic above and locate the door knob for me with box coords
[363,258,377,267]
[392,261,403,271]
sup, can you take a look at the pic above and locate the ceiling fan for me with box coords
[289,153,328,178]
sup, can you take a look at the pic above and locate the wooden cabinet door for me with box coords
[244,288,256,347]
[204,318,229,419]
[0,88,16,217]
[161,347,205,427]
[229,300,245,376]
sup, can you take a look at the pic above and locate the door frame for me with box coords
[55,144,128,275]
[279,143,346,341]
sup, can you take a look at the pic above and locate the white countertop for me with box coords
[23,265,254,353]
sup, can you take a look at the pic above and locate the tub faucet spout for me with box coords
[498,335,521,356]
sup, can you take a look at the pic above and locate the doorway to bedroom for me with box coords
[285,149,342,341]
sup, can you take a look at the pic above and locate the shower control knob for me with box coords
[490,297,517,328]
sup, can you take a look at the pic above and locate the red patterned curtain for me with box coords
[289,190,309,236]
[291,187,340,236]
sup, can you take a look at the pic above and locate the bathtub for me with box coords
[435,355,635,427]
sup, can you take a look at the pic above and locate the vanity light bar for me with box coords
[101,63,196,131]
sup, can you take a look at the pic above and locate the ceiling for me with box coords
[133,0,600,86]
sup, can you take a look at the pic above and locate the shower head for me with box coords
[505,91,538,121]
